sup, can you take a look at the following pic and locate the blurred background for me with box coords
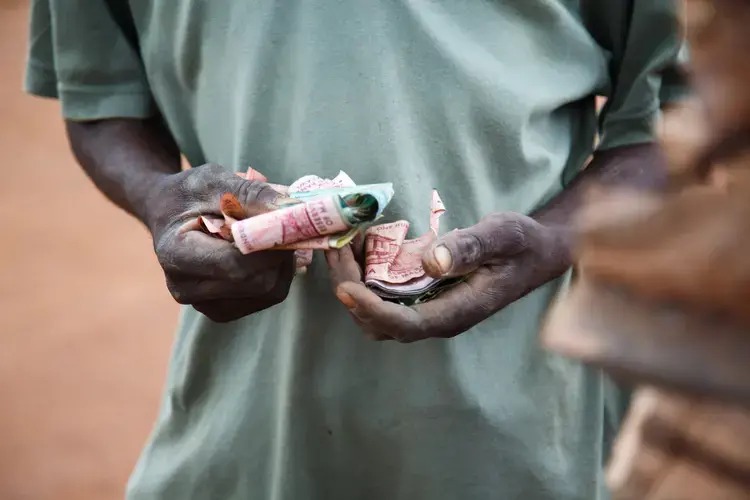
[0,2,178,498]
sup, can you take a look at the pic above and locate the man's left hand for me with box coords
[326,212,570,342]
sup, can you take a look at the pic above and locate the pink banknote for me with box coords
[364,190,446,290]
[232,196,350,254]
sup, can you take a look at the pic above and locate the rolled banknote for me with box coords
[203,169,357,234]
[199,168,394,252]
[232,182,394,254]
[200,169,362,271]
[284,171,355,269]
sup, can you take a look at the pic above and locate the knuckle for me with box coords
[196,163,225,176]
[165,279,192,305]
[155,239,179,273]
[236,179,277,206]
[455,231,485,263]
[260,273,285,298]
[154,235,170,258]
[253,272,276,295]
[219,261,248,283]
[184,163,229,195]
[256,183,283,204]
[480,213,528,254]
[385,317,425,344]
[219,259,248,283]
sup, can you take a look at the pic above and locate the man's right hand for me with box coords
[144,163,295,323]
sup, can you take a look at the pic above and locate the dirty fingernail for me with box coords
[336,291,357,309]
[267,197,296,211]
[276,196,299,206]
[433,245,453,273]
[245,167,268,182]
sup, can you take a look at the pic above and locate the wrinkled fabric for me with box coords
[25,1,684,498]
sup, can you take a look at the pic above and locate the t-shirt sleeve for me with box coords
[594,0,688,151]
[24,0,58,99]
[24,0,155,121]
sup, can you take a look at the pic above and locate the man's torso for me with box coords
[52,1,630,498]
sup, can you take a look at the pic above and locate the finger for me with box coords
[327,266,390,341]
[334,284,391,339]
[193,295,283,323]
[335,282,424,342]
[188,164,288,216]
[167,278,257,304]
[226,175,292,216]
[341,268,510,341]
[171,257,294,306]
[421,214,529,278]
[350,232,366,265]
[410,269,507,338]
[202,164,291,213]
[158,229,293,281]
[325,246,363,288]
[345,310,389,341]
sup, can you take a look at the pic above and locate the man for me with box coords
[25,0,686,498]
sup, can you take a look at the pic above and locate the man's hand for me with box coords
[65,120,295,323]
[145,163,296,323]
[326,212,570,342]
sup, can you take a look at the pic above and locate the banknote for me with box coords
[199,169,352,272]
[200,169,358,238]
[232,182,394,254]
[364,190,454,302]
[287,171,355,193]
[279,170,358,270]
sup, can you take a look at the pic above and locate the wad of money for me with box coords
[199,169,393,271]
[231,174,394,255]
[363,190,462,305]
[199,168,460,303]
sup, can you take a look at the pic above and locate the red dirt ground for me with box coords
[0,2,178,498]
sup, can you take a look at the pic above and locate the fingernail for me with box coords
[336,291,357,309]
[433,245,453,274]
[270,196,299,210]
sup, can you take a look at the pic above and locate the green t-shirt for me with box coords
[26,1,684,498]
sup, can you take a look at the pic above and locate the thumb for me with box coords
[421,214,530,278]
[228,176,295,217]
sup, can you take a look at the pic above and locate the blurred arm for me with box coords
[530,0,686,277]
[534,143,665,230]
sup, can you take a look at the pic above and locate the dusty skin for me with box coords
[0,2,178,499]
